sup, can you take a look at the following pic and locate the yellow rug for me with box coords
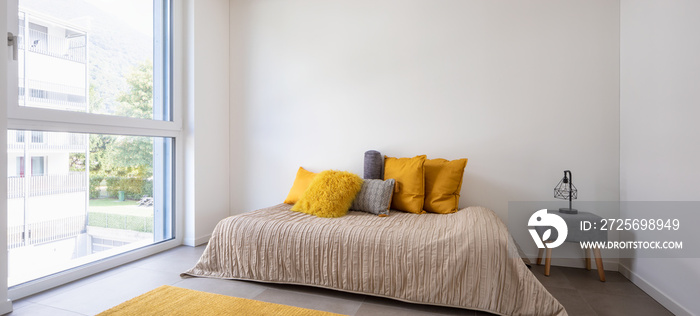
[98,285,345,316]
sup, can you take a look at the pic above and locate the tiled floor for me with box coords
[529,264,673,316]
[8,246,673,316]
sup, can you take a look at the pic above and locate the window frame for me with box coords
[5,0,184,300]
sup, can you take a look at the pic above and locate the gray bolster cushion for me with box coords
[364,150,384,179]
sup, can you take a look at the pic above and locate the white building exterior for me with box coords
[7,9,91,285]
[8,9,90,249]
[18,9,88,112]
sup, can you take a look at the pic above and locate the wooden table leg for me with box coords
[544,244,552,277]
[584,247,591,271]
[593,247,605,282]
[537,248,544,265]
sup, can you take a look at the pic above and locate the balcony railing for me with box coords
[18,25,87,64]
[8,130,87,151]
[8,172,88,199]
[8,215,86,249]
[19,78,87,112]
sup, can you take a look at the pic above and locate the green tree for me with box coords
[89,134,114,174]
[69,153,86,172]
[89,83,106,114]
[105,59,154,178]
[116,60,153,119]
[104,136,153,178]
[90,59,154,190]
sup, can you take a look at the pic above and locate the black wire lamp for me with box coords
[554,170,578,214]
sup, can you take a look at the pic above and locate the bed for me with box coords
[182,203,566,316]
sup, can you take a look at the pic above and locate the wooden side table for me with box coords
[534,210,607,282]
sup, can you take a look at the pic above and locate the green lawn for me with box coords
[88,198,153,232]
[88,212,153,233]
[89,198,152,217]
[89,198,139,207]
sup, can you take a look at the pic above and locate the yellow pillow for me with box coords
[291,170,364,218]
[424,158,468,214]
[283,167,317,204]
[384,155,426,214]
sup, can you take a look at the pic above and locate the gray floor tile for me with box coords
[355,302,475,316]
[530,265,576,290]
[20,246,202,304]
[137,247,206,274]
[264,283,369,303]
[34,267,183,315]
[579,290,673,316]
[546,286,596,316]
[7,302,85,316]
[559,267,648,297]
[361,295,475,315]
[21,266,127,304]
[172,277,268,299]
[253,288,364,315]
[149,244,206,262]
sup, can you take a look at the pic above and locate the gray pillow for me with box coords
[351,179,395,216]
[363,150,384,179]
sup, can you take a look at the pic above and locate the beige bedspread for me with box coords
[182,204,566,316]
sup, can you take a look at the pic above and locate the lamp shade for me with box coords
[554,170,578,214]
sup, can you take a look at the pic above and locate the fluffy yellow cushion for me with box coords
[283,167,317,204]
[291,170,364,218]
[424,158,468,214]
[384,155,426,214]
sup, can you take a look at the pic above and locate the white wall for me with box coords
[47,153,69,174]
[229,0,250,213]
[229,0,621,259]
[183,0,231,246]
[620,0,700,314]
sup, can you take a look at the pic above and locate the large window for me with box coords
[6,0,176,289]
